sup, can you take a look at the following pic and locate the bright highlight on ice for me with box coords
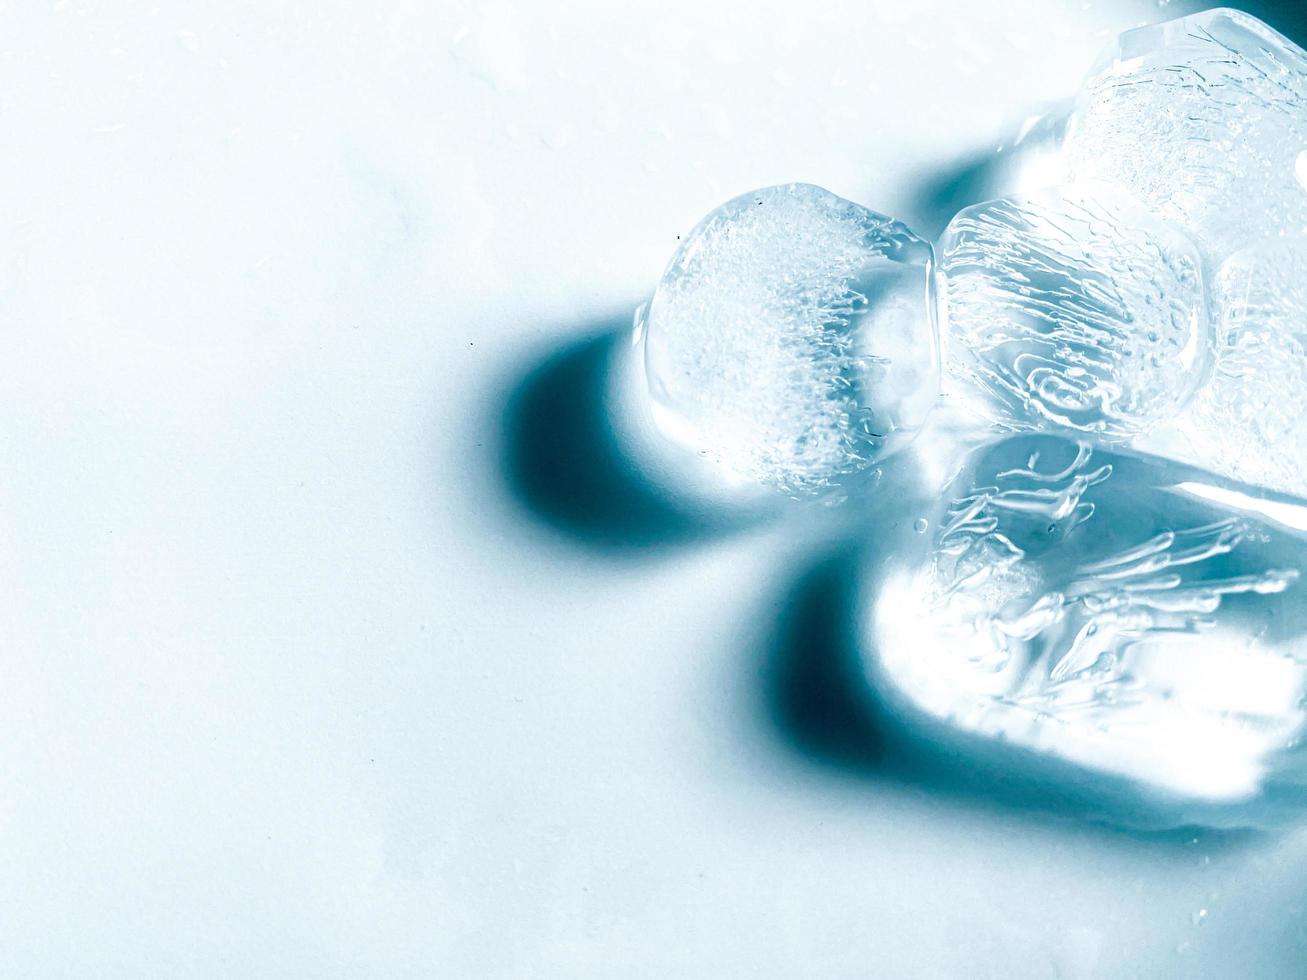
[632,7,1307,818]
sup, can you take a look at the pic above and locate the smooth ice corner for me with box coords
[1065,8,1307,262]
[640,184,940,498]
[936,185,1209,440]
[860,435,1307,825]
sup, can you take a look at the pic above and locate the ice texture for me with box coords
[865,435,1307,812]
[1179,237,1307,496]
[641,184,939,496]
[1066,8,1307,262]
[936,186,1209,439]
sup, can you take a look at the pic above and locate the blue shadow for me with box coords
[497,316,729,554]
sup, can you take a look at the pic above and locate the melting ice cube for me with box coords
[1162,237,1307,498]
[1066,8,1307,262]
[640,183,939,497]
[936,186,1209,439]
[863,435,1307,821]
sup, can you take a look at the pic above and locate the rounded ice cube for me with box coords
[936,185,1209,439]
[860,434,1307,824]
[1065,8,1307,262]
[640,184,939,497]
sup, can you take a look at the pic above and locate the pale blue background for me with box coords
[2,1,1305,976]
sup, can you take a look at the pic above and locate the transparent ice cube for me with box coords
[863,435,1307,820]
[1066,8,1307,262]
[936,185,1209,440]
[1162,237,1307,497]
[641,183,939,497]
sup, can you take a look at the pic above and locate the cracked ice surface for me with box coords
[936,186,1208,440]
[867,435,1307,814]
[1066,8,1307,262]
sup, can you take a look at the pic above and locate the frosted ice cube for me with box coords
[641,184,939,497]
[1170,237,1307,497]
[936,185,1209,439]
[1066,8,1307,262]
[864,435,1307,818]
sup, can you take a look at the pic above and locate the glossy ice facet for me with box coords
[864,435,1307,818]
[1066,8,1307,261]
[641,184,939,497]
[1174,237,1307,497]
[936,186,1209,439]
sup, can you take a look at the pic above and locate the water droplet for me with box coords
[914,518,928,533]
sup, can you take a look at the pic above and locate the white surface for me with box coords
[3,1,1306,976]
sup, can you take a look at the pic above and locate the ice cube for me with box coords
[936,185,1209,439]
[863,434,1307,820]
[1159,237,1307,497]
[1066,8,1307,262]
[641,183,938,497]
